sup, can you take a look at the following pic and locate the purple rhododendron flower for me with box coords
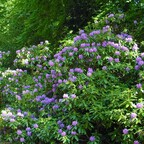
[135,65,140,70]
[125,37,133,42]
[69,52,73,56]
[72,121,78,126]
[136,57,142,62]
[136,83,142,89]
[123,128,128,134]
[78,54,83,59]
[60,123,65,128]
[67,125,72,130]
[89,136,95,141]
[134,140,139,144]
[10,118,15,122]
[16,50,21,54]
[48,60,54,66]
[102,66,107,70]
[91,42,95,46]
[125,67,130,71]
[81,33,88,40]
[58,79,63,84]
[87,72,92,77]
[17,130,22,135]
[132,44,138,51]
[33,124,38,128]
[79,30,84,35]
[134,20,137,24]
[53,105,59,110]
[108,57,113,62]
[87,70,92,76]
[93,47,97,52]
[75,68,83,73]
[102,41,107,47]
[73,47,78,51]
[71,131,77,135]
[71,94,76,99]
[74,36,81,42]
[61,131,66,136]
[136,103,143,108]
[27,131,32,136]
[89,48,94,53]
[80,43,86,47]
[108,13,114,18]
[141,52,144,57]
[114,58,120,63]
[130,113,137,119]
[121,46,129,51]
[115,51,120,55]
[20,138,25,142]
[69,69,74,73]
[58,129,62,134]
[63,94,69,99]
[63,79,68,83]
[26,127,31,131]
[96,55,101,59]
[78,85,83,89]
[16,95,21,100]
[138,60,144,66]
[69,76,77,82]
[23,112,28,116]
[88,68,93,73]
[102,25,110,33]
[17,112,24,117]
[57,121,62,125]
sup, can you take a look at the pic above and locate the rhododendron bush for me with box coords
[0,14,144,144]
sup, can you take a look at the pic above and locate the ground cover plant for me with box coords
[0,14,144,144]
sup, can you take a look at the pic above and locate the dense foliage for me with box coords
[0,0,100,52]
[0,0,144,143]
[0,14,144,143]
[0,0,144,54]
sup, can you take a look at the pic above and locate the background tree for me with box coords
[0,0,144,64]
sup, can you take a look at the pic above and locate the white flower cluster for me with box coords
[1,110,14,121]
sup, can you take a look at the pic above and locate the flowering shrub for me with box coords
[0,51,10,67]
[14,40,52,72]
[0,14,144,143]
